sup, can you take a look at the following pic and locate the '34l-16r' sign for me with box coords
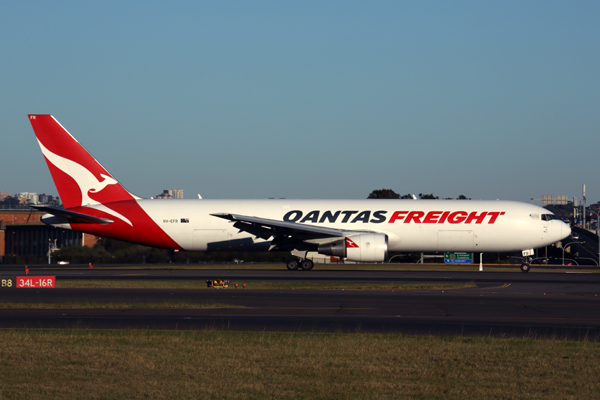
[1,276,56,289]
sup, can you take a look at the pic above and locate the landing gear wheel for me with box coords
[520,263,530,273]
[300,259,314,271]
[286,259,299,271]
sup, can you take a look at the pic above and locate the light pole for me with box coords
[590,210,600,261]
[583,184,586,231]
[562,241,584,266]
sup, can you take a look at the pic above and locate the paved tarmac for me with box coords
[2,264,600,284]
[1,267,599,339]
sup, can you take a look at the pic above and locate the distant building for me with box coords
[154,189,184,199]
[5,224,98,258]
[1,192,60,209]
[38,193,60,206]
[0,210,98,261]
[16,192,39,205]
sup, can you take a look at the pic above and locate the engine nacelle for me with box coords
[317,234,388,263]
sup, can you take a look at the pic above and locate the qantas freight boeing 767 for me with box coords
[28,115,570,272]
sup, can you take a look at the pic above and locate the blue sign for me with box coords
[444,252,473,264]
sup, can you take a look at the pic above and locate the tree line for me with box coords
[367,189,470,200]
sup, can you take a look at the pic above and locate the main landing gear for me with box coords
[286,258,314,271]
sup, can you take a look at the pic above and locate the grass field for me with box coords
[0,329,598,399]
[0,280,475,310]
[0,302,244,309]
[55,279,478,291]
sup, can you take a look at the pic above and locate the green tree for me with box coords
[368,189,400,199]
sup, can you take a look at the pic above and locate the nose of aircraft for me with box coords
[562,221,571,240]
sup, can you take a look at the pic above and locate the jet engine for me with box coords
[317,234,388,262]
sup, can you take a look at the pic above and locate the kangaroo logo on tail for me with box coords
[30,115,136,226]
[37,139,133,226]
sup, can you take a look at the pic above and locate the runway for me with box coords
[1,267,600,339]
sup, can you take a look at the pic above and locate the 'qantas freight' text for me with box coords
[283,210,506,224]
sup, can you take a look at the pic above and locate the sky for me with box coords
[1,1,599,204]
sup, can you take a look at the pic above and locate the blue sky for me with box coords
[1,1,599,204]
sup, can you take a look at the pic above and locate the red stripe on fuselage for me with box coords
[67,200,182,250]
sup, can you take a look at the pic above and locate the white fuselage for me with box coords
[126,199,569,253]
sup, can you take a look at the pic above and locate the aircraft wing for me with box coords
[31,205,114,225]
[211,213,362,241]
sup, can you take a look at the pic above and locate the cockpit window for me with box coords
[541,214,556,221]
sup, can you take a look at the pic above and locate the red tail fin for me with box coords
[28,115,139,209]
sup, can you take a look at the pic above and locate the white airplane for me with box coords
[28,115,570,272]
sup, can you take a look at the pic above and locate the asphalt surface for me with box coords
[1,266,600,339]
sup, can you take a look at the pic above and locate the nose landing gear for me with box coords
[520,256,533,273]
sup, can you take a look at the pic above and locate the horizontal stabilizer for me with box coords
[31,205,114,225]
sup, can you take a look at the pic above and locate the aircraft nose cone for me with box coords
[563,222,571,240]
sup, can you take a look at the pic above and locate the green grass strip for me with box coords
[56,279,477,290]
[0,302,244,309]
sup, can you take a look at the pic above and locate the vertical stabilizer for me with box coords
[28,115,139,209]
